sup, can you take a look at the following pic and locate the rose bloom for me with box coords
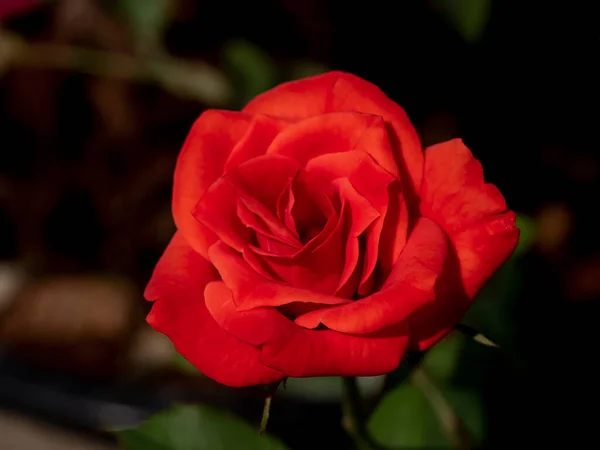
[145,72,519,387]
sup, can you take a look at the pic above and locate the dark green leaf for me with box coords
[368,382,450,448]
[514,213,536,256]
[287,60,329,80]
[281,376,384,402]
[221,40,278,107]
[433,0,492,43]
[115,0,173,51]
[423,331,464,382]
[171,352,199,375]
[115,404,288,450]
[444,388,485,443]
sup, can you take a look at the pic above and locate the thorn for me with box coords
[456,324,500,348]
[282,377,288,389]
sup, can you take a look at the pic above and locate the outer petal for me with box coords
[145,232,283,387]
[411,140,520,349]
[172,110,252,258]
[204,281,410,377]
[409,212,519,350]
[295,218,447,333]
[243,71,423,202]
[419,139,508,234]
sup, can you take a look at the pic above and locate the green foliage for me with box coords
[515,213,536,256]
[115,404,288,450]
[368,382,450,448]
[171,351,199,375]
[113,0,173,52]
[422,331,463,382]
[433,0,492,43]
[369,333,485,448]
[221,39,279,107]
[286,60,330,81]
[281,376,385,403]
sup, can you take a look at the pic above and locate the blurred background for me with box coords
[0,0,598,448]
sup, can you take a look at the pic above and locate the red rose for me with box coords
[145,71,519,387]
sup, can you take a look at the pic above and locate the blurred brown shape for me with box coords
[125,323,175,375]
[0,411,116,450]
[0,275,140,377]
[535,203,572,256]
[566,259,600,303]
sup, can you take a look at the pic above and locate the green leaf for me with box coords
[115,404,288,450]
[514,213,536,256]
[281,376,385,402]
[287,60,329,80]
[115,0,173,51]
[444,388,485,443]
[171,352,199,375]
[433,0,492,43]
[221,39,278,107]
[423,331,464,382]
[368,382,450,448]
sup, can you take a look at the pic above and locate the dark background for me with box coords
[0,0,598,448]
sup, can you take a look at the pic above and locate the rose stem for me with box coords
[259,394,272,435]
[341,376,380,450]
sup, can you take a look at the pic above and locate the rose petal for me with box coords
[276,178,300,240]
[208,240,350,310]
[267,111,400,180]
[295,218,447,333]
[377,182,410,280]
[204,281,410,377]
[193,178,251,251]
[410,139,520,350]
[332,178,380,296]
[224,114,289,171]
[409,212,519,350]
[420,138,508,234]
[252,206,346,295]
[226,154,303,248]
[144,232,283,387]
[173,110,252,258]
[225,154,301,214]
[305,151,394,210]
[256,179,377,296]
[306,151,398,294]
[243,71,423,203]
[288,170,334,243]
[236,199,299,252]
